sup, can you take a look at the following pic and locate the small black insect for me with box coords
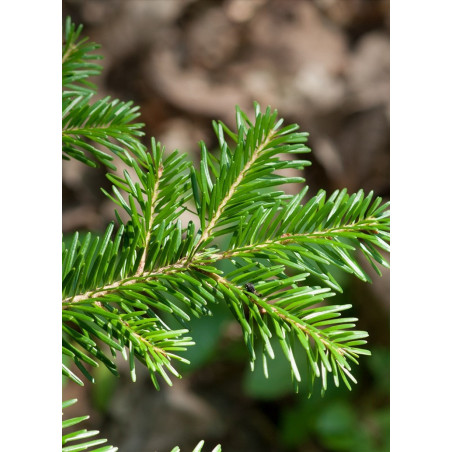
[244,283,262,297]
[244,283,266,314]
[244,282,257,293]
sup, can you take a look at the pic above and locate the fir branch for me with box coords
[63,21,389,394]
[62,17,102,93]
[194,126,277,253]
[135,159,163,275]
[62,17,146,169]
[62,399,118,451]
[62,17,390,451]
[62,97,146,169]
[62,113,389,387]
[192,267,369,391]
[62,256,191,305]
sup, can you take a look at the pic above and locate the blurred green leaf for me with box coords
[178,303,233,372]
[314,400,358,450]
[243,337,301,399]
[91,362,119,414]
[367,346,390,394]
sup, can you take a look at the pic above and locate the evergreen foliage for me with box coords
[62,17,390,450]
[62,399,118,452]
[62,17,146,169]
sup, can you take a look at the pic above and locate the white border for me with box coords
[391,1,452,449]
[1,2,61,449]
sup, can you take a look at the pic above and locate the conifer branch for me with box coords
[62,256,191,305]
[194,128,277,254]
[136,162,164,275]
[63,399,118,452]
[62,18,389,449]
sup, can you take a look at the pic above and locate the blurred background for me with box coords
[62,1,389,451]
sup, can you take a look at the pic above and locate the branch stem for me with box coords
[136,163,163,275]
[62,218,385,306]
[62,257,190,306]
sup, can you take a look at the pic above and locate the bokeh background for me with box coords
[62,1,389,451]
